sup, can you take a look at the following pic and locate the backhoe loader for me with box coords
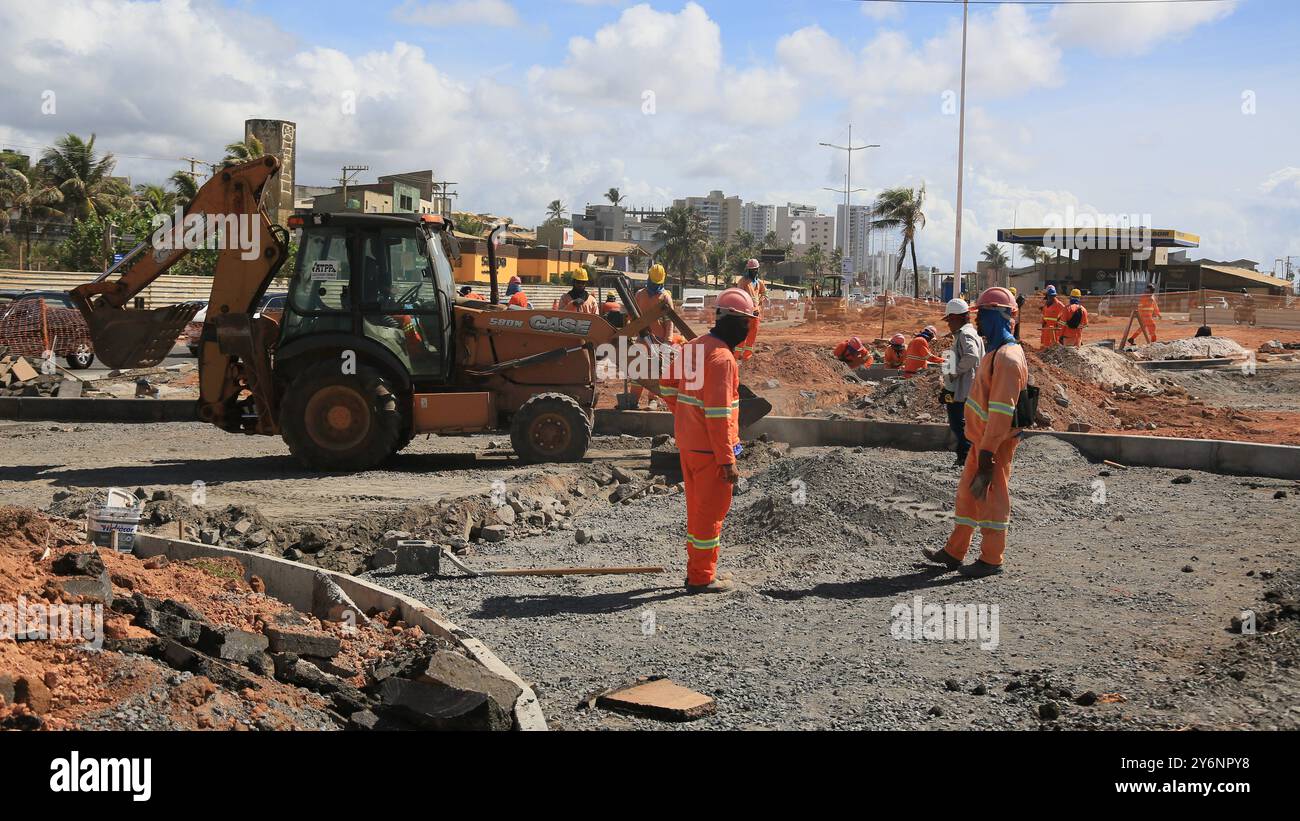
[71,156,770,471]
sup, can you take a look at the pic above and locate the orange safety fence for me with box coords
[0,298,93,359]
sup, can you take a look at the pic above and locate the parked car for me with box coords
[0,290,96,368]
[181,293,285,356]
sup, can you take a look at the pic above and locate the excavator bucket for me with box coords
[73,298,202,370]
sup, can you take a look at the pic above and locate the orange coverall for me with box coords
[883,345,905,369]
[1059,303,1088,346]
[557,290,599,314]
[633,288,675,341]
[901,335,943,377]
[657,333,739,586]
[1135,293,1161,342]
[508,290,530,309]
[1040,298,1065,346]
[832,340,874,369]
[466,292,486,301]
[942,343,1029,567]
[733,276,766,360]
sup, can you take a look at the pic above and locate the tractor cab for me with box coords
[280,212,459,384]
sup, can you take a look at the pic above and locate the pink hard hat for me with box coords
[847,336,864,351]
[745,258,760,270]
[508,275,521,285]
[889,333,906,346]
[976,286,1017,312]
[715,287,758,318]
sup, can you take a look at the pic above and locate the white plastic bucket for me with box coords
[88,487,143,552]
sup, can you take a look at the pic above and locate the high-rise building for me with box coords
[244,119,296,227]
[835,203,873,274]
[672,190,741,242]
[775,204,835,257]
[740,202,775,240]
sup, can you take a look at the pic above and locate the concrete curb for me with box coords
[0,397,198,423]
[1134,358,1233,370]
[132,533,547,731]
[594,410,1300,480]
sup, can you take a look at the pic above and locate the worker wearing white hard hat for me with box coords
[940,297,985,467]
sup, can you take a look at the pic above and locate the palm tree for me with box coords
[657,204,709,285]
[168,171,199,209]
[604,188,624,207]
[870,184,927,298]
[705,242,731,287]
[134,183,176,216]
[0,167,64,270]
[544,199,568,226]
[762,230,779,249]
[981,242,1009,286]
[221,136,265,167]
[37,133,122,221]
[801,243,826,280]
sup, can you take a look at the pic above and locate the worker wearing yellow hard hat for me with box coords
[1059,288,1088,346]
[558,267,598,314]
[629,262,676,407]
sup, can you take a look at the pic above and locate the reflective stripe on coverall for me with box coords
[657,333,739,586]
[943,343,1029,566]
[733,276,765,360]
[1040,299,1065,346]
[1136,293,1160,342]
[901,335,943,377]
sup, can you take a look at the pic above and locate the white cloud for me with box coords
[394,0,521,28]
[1260,167,1300,196]
[1049,0,1238,55]
[860,1,903,23]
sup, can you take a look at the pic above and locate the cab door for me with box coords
[358,227,448,381]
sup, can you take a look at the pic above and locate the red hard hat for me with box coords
[715,287,758,318]
[889,333,906,346]
[745,258,760,270]
[976,286,1017,312]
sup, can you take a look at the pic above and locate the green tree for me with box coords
[169,171,200,209]
[0,166,63,270]
[544,199,569,226]
[981,242,1009,286]
[657,204,709,285]
[455,214,487,237]
[801,243,827,280]
[604,188,624,207]
[870,184,927,298]
[222,136,265,167]
[134,183,176,216]
[762,230,779,249]
[37,133,126,221]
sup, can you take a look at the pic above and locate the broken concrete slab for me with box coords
[395,540,439,575]
[375,677,512,731]
[595,678,716,722]
[265,624,341,658]
[197,626,270,664]
[52,571,113,604]
[413,650,522,716]
[52,550,106,578]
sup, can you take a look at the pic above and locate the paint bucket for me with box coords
[87,487,143,553]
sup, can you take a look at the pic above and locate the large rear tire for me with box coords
[280,361,403,472]
[510,392,592,464]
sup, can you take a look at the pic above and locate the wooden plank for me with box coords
[483,565,664,577]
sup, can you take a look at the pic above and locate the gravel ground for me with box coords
[3,420,1295,731]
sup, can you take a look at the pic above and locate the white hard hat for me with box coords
[944,298,970,316]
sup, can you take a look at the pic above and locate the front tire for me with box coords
[280,361,403,472]
[510,392,592,464]
[65,349,94,370]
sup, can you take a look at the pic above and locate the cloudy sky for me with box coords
[1,0,1296,271]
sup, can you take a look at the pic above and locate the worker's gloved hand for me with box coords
[720,463,741,485]
[970,450,995,500]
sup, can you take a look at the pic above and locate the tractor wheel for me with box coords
[65,348,94,370]
[280,361,403,472]
[510,392,592,464]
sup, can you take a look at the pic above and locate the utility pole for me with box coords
[179,156,214,181]
[431,180,458,217]
[953,0,970,296]
[819,124,879,281]
[339,165,370,210]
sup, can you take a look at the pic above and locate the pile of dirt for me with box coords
[852,372,944,422]
[1037,345,1162,392]
[1132,337,1248,361]
[740,340,869,415]
[0,506,517,731]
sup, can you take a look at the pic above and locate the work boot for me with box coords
[922,546,963,570]
[686,577,734,594]
[682,570,733,586]
[958,560,1004,578]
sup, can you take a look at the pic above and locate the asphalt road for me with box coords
[77,342,194,378]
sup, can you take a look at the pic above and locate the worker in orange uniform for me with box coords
[883,333,907,368]
[901,326,944,378]
[458,285,485,301]
[628,264,675,406]
[656,287,756,593]
[1128,283,1161,345]
[833,336,874,369]
[922,287,1028,578]
[557,268,599,314]
[600,293,622,316]
[1059,288,1088,346]
[732,258,766,361]
[505,275,529,309]
[1039,285,1065,347]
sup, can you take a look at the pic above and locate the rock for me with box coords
[53,571,114,604]
[1075,691,1098,706]
[348,709,381,731]
[265,625,341,659]
[1054,396,1070,408]
[15,675,52,714]
[1275,491,1287,499]
[285,547,304,561]
[51,489,74,502]
[249,575,266,594]
[197,626,270,664]
[52,551,105,578]
[150,490,174,502]
[381,530,412,551]
[199,528,220,546]
[375,677,512,731]
[495,505,517,526]
[651,433,672,448]
[395,541,439,575]
[1182,565,1194,573]
[369,548,396,570]
[413,650,523,716]
[575,528,591,545]
[134,487,151,501]
[1039,701,1061,721]
[0,675,13,705]
[944,679,961,692]
[231,519,253,536]
[609,484,640,504]
[1228,669,1247,682]
[247,529,270,547]
[610,466,636,484]
[971,684,988,696]
[1171,475,1192,485]
[480,525,509,543]
[1067,422,1092,433]
[927,706,944,717]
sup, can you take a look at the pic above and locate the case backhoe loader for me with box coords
[71,156,770,471]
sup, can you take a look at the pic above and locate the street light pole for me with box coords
[953,0,969,296]
[820,125,879,279]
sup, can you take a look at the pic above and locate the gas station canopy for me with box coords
[996,227,1200,249]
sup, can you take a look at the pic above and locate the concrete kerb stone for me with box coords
[132,533,547,731]
[594,410,1300,480]
[0,397,198,423]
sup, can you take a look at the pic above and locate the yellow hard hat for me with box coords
[1070,288,1082,297]
[571,267,589,283]
[648,263,666,284]
[1009,287,1018,295]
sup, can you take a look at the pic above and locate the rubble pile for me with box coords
[0,506,520,731]
[0,349,76,398]
[1037,344,1162,392]
[1131,336,1249,361]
